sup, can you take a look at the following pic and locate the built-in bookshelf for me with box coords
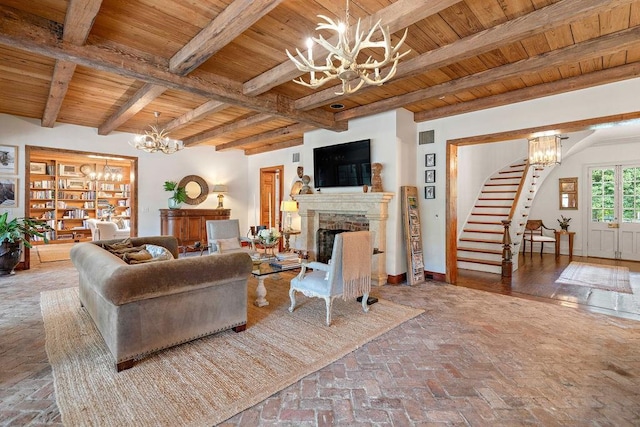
[26,146,137,245]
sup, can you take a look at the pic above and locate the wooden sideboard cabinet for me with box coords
[159,209,230,247]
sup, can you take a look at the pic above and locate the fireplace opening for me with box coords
[316,228,349,263]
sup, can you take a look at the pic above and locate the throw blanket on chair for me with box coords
[341,231,372,300]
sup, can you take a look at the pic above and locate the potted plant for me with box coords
[557,215,571,231]
[163,181,187,209]
[0,213,52,275]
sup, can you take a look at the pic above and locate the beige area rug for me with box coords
[41,284,423,426]
[35,243,74,262]
[555,261,633,294]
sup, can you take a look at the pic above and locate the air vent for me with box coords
[419,130,435,145]
[292,152,300,163]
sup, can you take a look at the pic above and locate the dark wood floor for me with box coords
[456,253,640,322]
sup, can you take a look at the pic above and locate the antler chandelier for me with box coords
[129,112,184,154]
[286,0,410,95]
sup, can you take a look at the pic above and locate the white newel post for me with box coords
[294,192,394,286]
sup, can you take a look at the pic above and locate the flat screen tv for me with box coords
[313,139,371,188]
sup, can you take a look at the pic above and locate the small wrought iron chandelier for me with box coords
[129,112,183,154]
[286,0,410,95]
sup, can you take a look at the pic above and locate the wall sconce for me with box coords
[528,134,562,166]
[280,200,298,231]
[211,185,228,209]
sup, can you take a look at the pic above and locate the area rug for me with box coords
[555,262,633,294]
[35,243,74,262]
[41,284,423,426]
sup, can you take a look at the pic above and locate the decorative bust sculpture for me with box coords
[300,175,313,194]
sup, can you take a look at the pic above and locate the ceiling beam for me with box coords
[215,123,313,151]
[0,5,343,131]
[244,137,303,156]
[183,113,275,146]
[164,100,227,132]
[98,0,282,135]
[41,0,102,128]
[170,0,284,75]
[414,62,640,122]
[242,0,459,96]
[98,84,168,135]
[335,26,640,122]
[449,111,640,146]
[296,0,633,111]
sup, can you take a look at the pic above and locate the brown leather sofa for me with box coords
[70,236,252,371]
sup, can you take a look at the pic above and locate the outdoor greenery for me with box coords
[591,167,640,223]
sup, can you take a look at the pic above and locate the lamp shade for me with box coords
[280,200,298,212]
[211,185,227,193]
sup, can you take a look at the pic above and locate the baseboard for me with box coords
[386,273,406,285]
[424,270,446,282]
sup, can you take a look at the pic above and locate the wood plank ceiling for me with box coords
[0,0,639,155]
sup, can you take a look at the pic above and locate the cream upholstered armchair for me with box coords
[95,220,130,240]
[289,231,372,326]
[206,219,253,255]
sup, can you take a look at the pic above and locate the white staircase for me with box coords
[457,160,551,274]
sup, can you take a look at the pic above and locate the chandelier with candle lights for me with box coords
[129,112,183,154]
[286,0,410,95]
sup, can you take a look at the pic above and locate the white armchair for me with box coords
[95,220,130,240]
[289,231,372,326]
[206,219,253,255]
[86,218,100,241]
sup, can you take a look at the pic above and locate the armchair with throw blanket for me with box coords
[289,231,372,326]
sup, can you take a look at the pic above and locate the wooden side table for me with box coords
[282,230,301,252]
[554,230,575,258]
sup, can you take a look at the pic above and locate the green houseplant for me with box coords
[0,213,52,275]
[163,181,187,209]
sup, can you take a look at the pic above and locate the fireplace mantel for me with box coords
[294,192,394,285]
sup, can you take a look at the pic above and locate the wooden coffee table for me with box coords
[251,261,301,307]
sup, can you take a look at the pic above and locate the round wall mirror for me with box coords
[178,175,209,205]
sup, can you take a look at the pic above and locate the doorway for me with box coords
[587,164,640,261]
[259,165,284,230]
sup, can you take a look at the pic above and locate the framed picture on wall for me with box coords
[425,185,435,199]
[0,177,17,207]
[30,162,47,174]
[425,169,435,183]
[425,153,436,167]
[0,145,18,175]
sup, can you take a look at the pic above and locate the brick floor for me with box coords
[1,257,639,426]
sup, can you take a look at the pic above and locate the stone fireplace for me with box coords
[294,192,394,285]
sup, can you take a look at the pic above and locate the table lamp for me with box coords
[212,184,228,209]
[280,200,298,231]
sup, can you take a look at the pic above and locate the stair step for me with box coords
[457,257,502,266]
[470,213,509,217]
[499,169,524,174]
[485,183,518,187]
[459,237,503,244]
[478,197,515,201]
[474,204,511,208]
[458,247,502,255]
[468,220,503,225]
[481,190,517,194]
[490,176,522,181]
[510,163,527,168]
[463,229,503,235]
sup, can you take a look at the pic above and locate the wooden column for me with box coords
[501,220,512,279]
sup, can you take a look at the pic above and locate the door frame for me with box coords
[445,111,640,284]
[259,165,284,231]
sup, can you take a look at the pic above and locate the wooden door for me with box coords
[259,166,284,230]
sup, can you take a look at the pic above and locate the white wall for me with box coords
[417,77,640,273]
[530,136,640,256]
[0,114,248,237]
[249,110,409,275]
